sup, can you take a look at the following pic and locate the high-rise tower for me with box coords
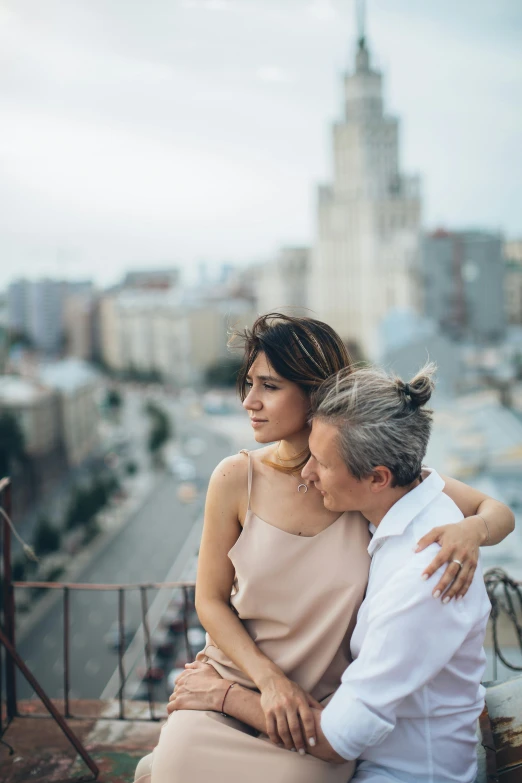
[310,2,421,359]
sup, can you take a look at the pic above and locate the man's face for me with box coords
[302,418,372,513]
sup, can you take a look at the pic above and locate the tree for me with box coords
[105,388,123,410]
[0,412,26,477]
[144,402,172,456]
[205,357,243,388]
[33,516,61,555]
[125,460,138,476]
[65,471,120,530]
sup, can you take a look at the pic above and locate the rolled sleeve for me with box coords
[320,561,475,761]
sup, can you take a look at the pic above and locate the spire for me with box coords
[356,0,366,49]
[354,0,370,72]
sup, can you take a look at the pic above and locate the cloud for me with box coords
[307,0,337,21]
[256,66,295,85]
[181,0,239,10]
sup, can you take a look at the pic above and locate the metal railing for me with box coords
[2,475,521,782]
[484,567,522,679]
[0,477,197,780]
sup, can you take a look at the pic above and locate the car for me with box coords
[187,626,206,649]
[167,667,186,692]
[167,456,197,482]
[104,625,136,652]
[150,627,175,657]
[184,437,206,457]
[137,666,165,682]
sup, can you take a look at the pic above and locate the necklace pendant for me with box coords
[297,483,308,493]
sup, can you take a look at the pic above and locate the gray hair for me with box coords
[311,363,436,487]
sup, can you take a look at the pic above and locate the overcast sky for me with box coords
[1,0,521,289]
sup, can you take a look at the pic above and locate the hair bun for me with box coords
[400,363,436,408]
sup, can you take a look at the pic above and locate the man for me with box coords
[301,364,491,782]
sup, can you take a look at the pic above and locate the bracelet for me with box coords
[477,514,491,544]
[220,681,237,716]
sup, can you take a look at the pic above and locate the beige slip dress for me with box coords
[135,450,371,783]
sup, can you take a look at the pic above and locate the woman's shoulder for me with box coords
[209,451,250,492]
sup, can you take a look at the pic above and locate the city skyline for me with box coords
[1,0,521,290]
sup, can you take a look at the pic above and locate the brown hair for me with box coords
[231,312,352,473]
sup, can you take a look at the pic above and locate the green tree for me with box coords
[0,411,26,477]
[125,460,138,476]
[205,357,243,388]
[144,402,172,456]
[105,387,123,409]
[33,516,61,555]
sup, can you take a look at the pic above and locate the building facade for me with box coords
[423,230,506,343]
[504,239,522,326]
[7,279,95,356]
[39,359,100,467]
[99,287,256,386]
[309,33,421,359]
[255,247,310,316]
[0,376,60,457]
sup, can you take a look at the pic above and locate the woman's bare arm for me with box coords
[417,474,515,601]
[194,454,316,749]
[195,454,281,686]
[440,475,515,545]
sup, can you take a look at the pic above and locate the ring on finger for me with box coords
[452,559,463,570]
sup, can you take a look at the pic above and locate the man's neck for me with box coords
[362,478,422,528]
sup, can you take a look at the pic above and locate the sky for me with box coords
[0,0,521,289]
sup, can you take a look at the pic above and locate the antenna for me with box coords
[356,0,366,46]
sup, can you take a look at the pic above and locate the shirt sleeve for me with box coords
[320,556,477,761]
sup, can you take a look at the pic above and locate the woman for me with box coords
[135,313,514,783]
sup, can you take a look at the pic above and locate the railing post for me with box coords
[140,586,155,721]
[182,585,194,663]
[1,479,17,721]
[118,588,125,719]
[63,587,71,717]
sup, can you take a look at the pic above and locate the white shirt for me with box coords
[321,469,491,783]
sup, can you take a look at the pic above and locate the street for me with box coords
[16,409,232,701]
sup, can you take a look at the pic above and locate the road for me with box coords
[16,404,231,701]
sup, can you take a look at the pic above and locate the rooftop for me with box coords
[0,699,162,783]
[40,359,99,394]
[0,376,51,405]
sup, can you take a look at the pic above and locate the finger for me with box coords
[298,702,317,746]
[445,563,475,602]
[287,710,306,753]
[415,528,442,552]
[431,561,462,599]
[456,568,475,600]
[306,694,323,710]
[275,712,293,750]
[421,548,453,581]
[265,713,280,746]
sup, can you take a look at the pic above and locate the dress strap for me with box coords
[238,449,253,510]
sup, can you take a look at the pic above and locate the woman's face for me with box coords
[242,352,310,443]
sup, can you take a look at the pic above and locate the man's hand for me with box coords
[167,660,228,715]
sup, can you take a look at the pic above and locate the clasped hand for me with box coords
[258,673,321,753]
[167,661,321,754]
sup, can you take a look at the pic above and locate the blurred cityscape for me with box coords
[0,1,521,715]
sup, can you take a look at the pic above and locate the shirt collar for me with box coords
[367,468,445,557]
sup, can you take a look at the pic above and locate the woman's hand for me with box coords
[416,518,483,602]
[167,660,228,715]
[258,672,320,754]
